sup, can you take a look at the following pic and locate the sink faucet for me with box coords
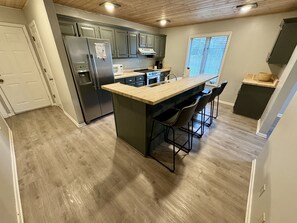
[165,73,177,81]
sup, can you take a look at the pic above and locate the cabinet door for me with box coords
[159,36,166,58]
[154,35,160,57]
[77,23,99,38]
[139,33,147,47]
[59,21,78,36]
[146,34,155,48]
[115,29,128,58]
[99,26,116,57]
[128,32,138,58]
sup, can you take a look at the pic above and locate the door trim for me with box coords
[0,22,53,115]
[28,20,62,107]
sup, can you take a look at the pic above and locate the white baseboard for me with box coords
[9,129,24,223]
[217,99,234,107]
[63,111,86,128]
[256,119,267,138]
[245,159,257,223]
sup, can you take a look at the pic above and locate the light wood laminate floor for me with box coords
[6,104,266,223]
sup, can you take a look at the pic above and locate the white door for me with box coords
[0,25,51,113]
[28,21,61,106]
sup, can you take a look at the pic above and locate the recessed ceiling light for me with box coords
[157,19,171,27]
[99,2,121,13]
[236,2,258,13]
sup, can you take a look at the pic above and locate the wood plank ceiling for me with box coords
[1,0,297,27]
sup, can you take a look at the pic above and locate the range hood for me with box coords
[138,48,156,56]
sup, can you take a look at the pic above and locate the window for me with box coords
[186,32,231,85]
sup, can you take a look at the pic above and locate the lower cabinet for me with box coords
[233,84,275,119]
[115,75,145,87]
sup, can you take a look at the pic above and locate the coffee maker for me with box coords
[155,60,163,69]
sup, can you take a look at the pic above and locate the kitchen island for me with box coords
[102,74,217,156]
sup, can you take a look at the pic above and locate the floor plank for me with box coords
[6,104,266,223]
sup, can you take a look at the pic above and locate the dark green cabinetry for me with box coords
[115,75,145,87]
[233,84,275,119]
[115,30,128,58]
[59,21,78,36]
[77,23,100,38]
[128,32,138,58]
[139,33,154,48]
[58,15,166,59]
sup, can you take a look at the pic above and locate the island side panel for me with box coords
[112,94,147,156]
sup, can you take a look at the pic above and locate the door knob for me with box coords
[0,79,4,84]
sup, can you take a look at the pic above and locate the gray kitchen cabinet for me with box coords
[77,23,100,38]
[159,36,166,58]
[139,33,147,47]
[146,34,155,48]
[154,35,160,57]
[160,71,170,81]
[128,31,138,58]
[59,20,78,36]
[115,29,128,58]
[233,84,275,119]
[139,33,155,48]
[99,26,116,57]
[115,75,145,87]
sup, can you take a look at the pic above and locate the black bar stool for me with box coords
[176,91,212,138]
[191,91,212,137]
[149,99,198,172]
[214,81,228,118]
[200,81,228,127]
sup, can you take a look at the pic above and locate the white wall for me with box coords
[249,85,297,222]
[54,4,160,70]
[24,0,84,124]
[258,47,297,135]
[161,11,297,103]
[0,114,22,223]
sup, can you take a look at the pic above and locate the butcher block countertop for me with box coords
[242,74,279,88]
[114,72,145,80]
[102,74,217,105]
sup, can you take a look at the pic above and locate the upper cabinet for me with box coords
[99,26,116,57]
[153,35,166,58]
[115,29,129,58]
[267,17,297,65]
[128,31,138,58]
[59,20,78,36]
[77,23,100,38]
[159,35,166,58]
[57,16,167,59]
[139,33,155,48]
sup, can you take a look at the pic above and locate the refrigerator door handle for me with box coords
[86,54,97,89]
[90,54,101,90]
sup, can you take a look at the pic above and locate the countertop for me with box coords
[242,74,278,88]
[102,74,217,105]
[114,67,171,80]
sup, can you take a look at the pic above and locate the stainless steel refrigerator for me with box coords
[63,36,114,123]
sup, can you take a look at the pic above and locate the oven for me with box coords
[146,71,161,85]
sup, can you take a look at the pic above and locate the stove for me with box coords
[134,69,161,85]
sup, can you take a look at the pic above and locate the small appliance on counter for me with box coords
[134,69,161,85]
[113,64,124,76]
[155,60,163,69]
